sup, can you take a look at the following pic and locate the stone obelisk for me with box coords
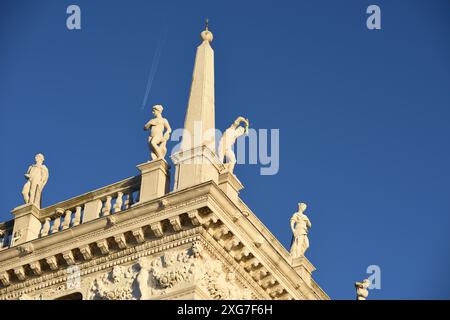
[172,22,224,191]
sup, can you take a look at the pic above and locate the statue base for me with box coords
[171,145,224,191]
[136,158,170,203]
[291,256,316,288]
[10,203,41,246]
[218,170,244,204]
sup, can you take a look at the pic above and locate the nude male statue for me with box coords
[21,153,49,208]
[217,116,249,173]
[289,202,312,258]
[143,105,172,160]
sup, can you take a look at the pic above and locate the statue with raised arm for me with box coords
[289,202,311,258]
[355,279,370,300]
[218,116,249,173]
[144,105,172,161]
[21,153,49,208]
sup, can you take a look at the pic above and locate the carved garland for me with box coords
[88,241,253,300]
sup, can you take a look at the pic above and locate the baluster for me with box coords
[6,233,12,247]
[113,192,123,213]
[40,218,51,237]
[102,196,112,216]
[135,191,140,203]
[61,210,72,230]
[51,216,61,234]
[123,194,130,210]
[124,193,134,210]
[72,206,82,226]
[51,208,64,234]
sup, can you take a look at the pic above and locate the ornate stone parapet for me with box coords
[136,159,170,203]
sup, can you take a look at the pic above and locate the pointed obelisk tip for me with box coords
[201,18,213,43]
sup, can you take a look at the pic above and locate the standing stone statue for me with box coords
[355,279,370,300]
[289,202,312,258]
[144,105,172,160]
[218,116,249,173]
[21,153,49,208]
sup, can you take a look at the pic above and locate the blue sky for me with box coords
[1,0,449,299]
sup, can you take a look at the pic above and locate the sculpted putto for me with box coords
[355,279,370,300]
[21,153,49,208]
[218,116,249,173]
[144,105,172,160]
[289,202,312,258]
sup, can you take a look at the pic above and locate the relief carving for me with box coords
[89,265,135,300]
[200,261,252,300]
[87,242,253,300]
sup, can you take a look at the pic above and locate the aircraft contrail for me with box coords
[141,26,168,109]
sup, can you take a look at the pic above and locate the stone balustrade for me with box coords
[1,176,142,250]
[2,158,171,250]
[38,177,140,238]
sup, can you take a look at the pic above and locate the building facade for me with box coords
[0,25,329,300]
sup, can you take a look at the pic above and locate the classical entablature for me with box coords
[0,22,329,300]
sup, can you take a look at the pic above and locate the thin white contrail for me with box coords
[141,26,168,109]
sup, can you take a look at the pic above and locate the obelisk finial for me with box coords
[201,18,213,43]
[173,19,218,190]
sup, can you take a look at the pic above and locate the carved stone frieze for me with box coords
[88,242,253,300]
[89,265,135,300]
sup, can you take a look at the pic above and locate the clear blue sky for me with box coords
[1,0,449,299]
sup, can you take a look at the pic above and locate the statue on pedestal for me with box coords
[355,279,370,300]
[218,116,249,173]
[144,105,172,160]
[21,153,49,208]
[289,202,311,258]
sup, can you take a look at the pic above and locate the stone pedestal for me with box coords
[171,146,224,191]
[218,170,244,204]
[10,204,42,246]
[83,200,103,223]
[137,159,170,203]
[291,256,316,287]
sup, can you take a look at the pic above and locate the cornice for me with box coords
[0,179,328,300]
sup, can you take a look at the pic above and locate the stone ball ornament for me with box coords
[201,30,213,43]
